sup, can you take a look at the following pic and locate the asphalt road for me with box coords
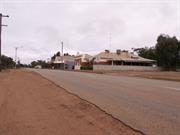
[31,69,180,135]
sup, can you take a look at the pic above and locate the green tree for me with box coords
[155,34,180,70]
[56,51,60,56]
[135,47,157,60]
[0,55,15,69]
[134,34,180,71]
[30,60,50,68]
[177,41,180,68]
[51,54,56,61]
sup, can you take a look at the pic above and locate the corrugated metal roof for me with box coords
[93,51,156,63]
[75,54,93,60]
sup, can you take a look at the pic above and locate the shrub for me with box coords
[80,66,93,70]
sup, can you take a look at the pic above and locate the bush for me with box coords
[0,55,15,69]
[80,66,93,70]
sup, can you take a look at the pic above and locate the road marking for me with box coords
[164,87,180,91]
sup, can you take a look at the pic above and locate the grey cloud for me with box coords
[35,26,61,44]
[0,0,178,64]
[79,18,126,36]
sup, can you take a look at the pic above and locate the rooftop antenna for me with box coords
[108,32,112,51]
[61,41,63,57]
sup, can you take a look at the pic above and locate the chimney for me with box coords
[105,50,110,53]
[116,49,121,55]
[122,50,128,53]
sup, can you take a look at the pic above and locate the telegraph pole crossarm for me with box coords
[2,14,9,18]
[1,24,8,27]
[0,13,9,72]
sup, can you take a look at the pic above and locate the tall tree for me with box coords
[56,51,61,56]
[135,47,157,60]
[155,34,180,70]
[1,55,15,69]
[135,34,180,70]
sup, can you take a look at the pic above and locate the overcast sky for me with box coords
[0,0,179,64]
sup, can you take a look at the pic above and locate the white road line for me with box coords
[164,87,180,91]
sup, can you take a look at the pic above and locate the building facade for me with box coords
[52,55,75,70]
[92,50,157,71]
[74,54,93,70]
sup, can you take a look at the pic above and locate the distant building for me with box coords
[51,49,157,71]
[52,54,75,70]
[93,50,155,66]
[92,50,157,71]
[34,65,42,69]
[74,54,93,70]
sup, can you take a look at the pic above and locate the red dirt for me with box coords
[104,71,180,82]
[0,70,142,135]
[73,69,180,82]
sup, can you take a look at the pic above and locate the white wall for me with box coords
[75,65,81,70]
[93,65,159,71]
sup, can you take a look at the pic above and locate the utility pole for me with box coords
[14,46,23,68]
[15,47,18,68]
[61,41,64,70]
[0,13,9,72]
[108,32,111,51]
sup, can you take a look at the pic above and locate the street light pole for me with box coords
[61,41,64,70]
[0,13,9,72]
[15,47,18,68]
[14,46,23,68]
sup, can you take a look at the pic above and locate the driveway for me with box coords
[31,69,180,135]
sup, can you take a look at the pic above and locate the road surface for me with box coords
[32,69,180,135]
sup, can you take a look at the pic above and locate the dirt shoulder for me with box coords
[103,71,180,82]
[0,69,142,135]
[74,70,180,82]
